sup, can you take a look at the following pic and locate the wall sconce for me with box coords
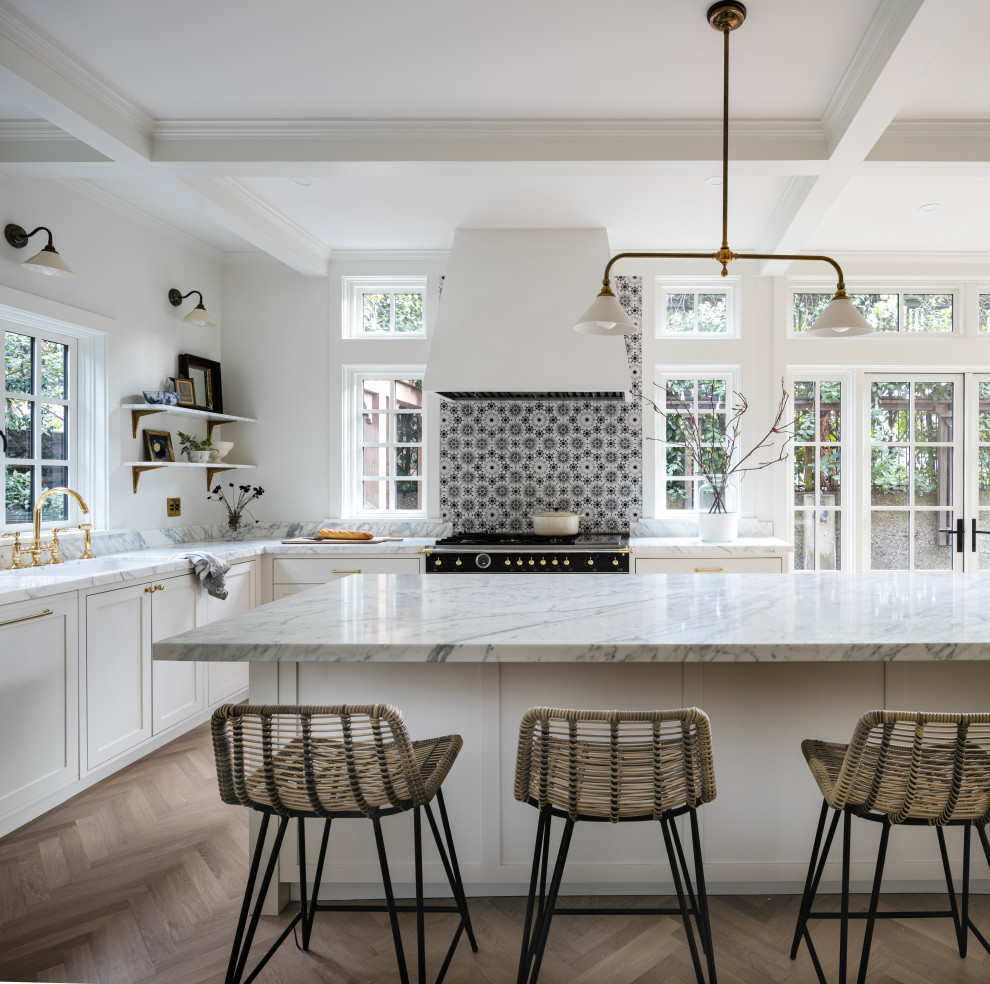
[4,223,75,278]
[168,288,217,327]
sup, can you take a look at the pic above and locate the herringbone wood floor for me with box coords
[0,721,987,983]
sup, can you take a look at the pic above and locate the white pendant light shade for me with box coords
[22,245,74,278]
[806,295,874,337]
[182,303,217,327]
[574,290,637,335]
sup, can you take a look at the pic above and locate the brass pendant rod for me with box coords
[601,251,846,291]
[721,23,730,251]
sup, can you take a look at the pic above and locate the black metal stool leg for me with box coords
[434,789,478,951]
[670,816,702,949]
[661,816,706,984]
[791,800,830,959]
[414,807,427,984]
[689,808,717,984]
[517,808,549,984]
[526,817,574,984]
[229,814,291,984]
[937,824,965,956]
[424,800,475,969]
[839,809,851,984]
[972,825,990,956]
[226,813,273,984]
[856,820,890,984]
[961,823,972,958]
[295,817,309,952]
[373,814,411,984]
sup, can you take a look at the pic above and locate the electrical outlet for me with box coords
[166,497,181,517]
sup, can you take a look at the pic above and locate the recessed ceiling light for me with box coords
[293,177,313,187]
[705,175,723,187]
[918,202,941,212]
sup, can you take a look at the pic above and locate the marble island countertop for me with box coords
[154,571,990,664]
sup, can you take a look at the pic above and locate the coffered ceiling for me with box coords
[0,0,987,273]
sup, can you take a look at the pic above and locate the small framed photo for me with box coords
[178,353,223,413]
[144,429,174,462]
[170,376,196,407]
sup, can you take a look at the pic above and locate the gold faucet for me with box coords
[29,488,89,567]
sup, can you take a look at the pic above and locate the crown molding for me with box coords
[222,251,275,265]
[330,249,449,263]
[0,7,153,140]
[57,178,224,262]
[0,120,68,140]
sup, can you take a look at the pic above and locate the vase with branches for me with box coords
[209,482,265,532]
[640,378,796,536]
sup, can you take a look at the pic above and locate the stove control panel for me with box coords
[423,550,631,573]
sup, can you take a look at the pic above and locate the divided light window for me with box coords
[980,293,990,333]
[656,279,737,336]
[792,378,844,571]
[3,328,74,527]
[656,372,734,511]
[792,291,954,333]
[354,372,424,513]
[342,276,427,338]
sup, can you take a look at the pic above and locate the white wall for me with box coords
[1,176,223,530]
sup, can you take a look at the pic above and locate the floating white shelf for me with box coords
[122,402,257,439]
[122,461,257,493]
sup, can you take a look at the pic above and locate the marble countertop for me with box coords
[0,533,790,606]
[153,571,990,664]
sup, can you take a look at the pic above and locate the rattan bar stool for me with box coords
[211,703,477,984]
[791,710,990,984]
[513,706,718,984]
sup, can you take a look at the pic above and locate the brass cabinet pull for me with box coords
[331,569,362,575]
[694,567,725,573]
[0,607,53,628]
[144,583,165,593]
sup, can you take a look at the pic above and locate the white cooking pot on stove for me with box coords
[531,511,580,536]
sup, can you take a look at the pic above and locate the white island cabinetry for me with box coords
[0,594,78,833]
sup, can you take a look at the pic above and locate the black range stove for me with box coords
[422,532,632,573]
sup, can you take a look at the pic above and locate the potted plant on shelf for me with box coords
[177,431,214,463]
[209,483,265,533]
[640,379,796,542]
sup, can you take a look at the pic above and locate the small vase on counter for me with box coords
[697,478,738,542]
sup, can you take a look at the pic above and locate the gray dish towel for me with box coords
[185,551,231,600]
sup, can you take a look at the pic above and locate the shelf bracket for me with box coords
[205,419,232,440]
[131,464,167,493]
[206,465,237,490]
[130,407,167,438]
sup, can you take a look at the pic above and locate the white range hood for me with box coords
[424,228,631,401]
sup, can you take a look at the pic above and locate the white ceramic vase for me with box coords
[697,478,738,542]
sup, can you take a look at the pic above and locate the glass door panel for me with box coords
[868,376,962,571]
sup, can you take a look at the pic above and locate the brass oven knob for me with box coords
[504,557,511,566]
[516,558,523,566]
[539,557,546,566]
[587,558,594,566]
[613,558,619,566]
[455,558,462,566]
[528,558,535,566]
[551,558,558,566]
[435,558,442,566]
[563,558,570,566]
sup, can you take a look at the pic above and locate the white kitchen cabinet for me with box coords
[272,556,421,588]
[635,556,783,574]
[199,559,257,705]
[85,582,154,770]
[0,594,78,831]
[151,575,203,735]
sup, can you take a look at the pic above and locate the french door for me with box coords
[864,372,990,572]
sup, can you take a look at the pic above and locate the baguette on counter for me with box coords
[317,528,375,540]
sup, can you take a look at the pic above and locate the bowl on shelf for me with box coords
[185,449,212,463]
[143,390,179,406]
[210,441,234,462]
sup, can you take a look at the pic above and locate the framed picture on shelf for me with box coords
[177,353,223,413]
[144,429,174,462]
[170,376,196,407]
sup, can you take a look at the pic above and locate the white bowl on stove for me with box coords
[532,512,580,536]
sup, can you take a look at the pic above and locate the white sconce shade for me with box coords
[169,288,218,327]
[5,223,75,278]
[806,295,874,337]
[574,290,637,335]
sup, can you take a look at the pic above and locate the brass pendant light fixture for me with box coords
[575,2,873,339]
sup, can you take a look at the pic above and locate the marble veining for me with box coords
[153,572,990,664]
[633,537,791,557]
[631,519,774,538]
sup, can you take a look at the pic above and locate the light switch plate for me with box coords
[166,497,181,517]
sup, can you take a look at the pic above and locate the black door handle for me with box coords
[937,517,965,552]
[971,518,990,552]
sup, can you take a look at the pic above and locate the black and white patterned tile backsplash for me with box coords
[439,275,643,533]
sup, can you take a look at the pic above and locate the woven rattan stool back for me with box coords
[514,706,716,822]
[211,703,430,817]
[812,710,990,824]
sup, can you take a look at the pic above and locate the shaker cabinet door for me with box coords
[200,560,257,705]
[151,575,203,734]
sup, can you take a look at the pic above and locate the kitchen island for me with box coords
[154,572,990,906]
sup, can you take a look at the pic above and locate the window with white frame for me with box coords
[792,290,955,334]
[3,326,74,526]
[345,367,425,515]
[789,374,848,571]
[342,276,427,338]
[656,278,738,337]
[979,293,990,333]
[653,369,737,512]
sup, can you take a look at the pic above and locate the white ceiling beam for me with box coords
[756,0,979,276]
[178,177,331,278]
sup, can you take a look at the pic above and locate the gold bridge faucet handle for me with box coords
[48,527,70,565]
[77,523,94,559]
[1,531,24,570]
